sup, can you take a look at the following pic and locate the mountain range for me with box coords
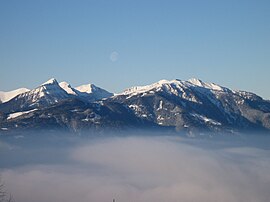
[0,78,270,135]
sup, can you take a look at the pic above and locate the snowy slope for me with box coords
[0,78,70,113]
[59,81,113,101]
[7,109,38,120]
[59,81,80,96]
[1,78,269,134]
[75,84,113,101]
[18,78,70,103]
[0,88,30,103]
[112,78,270,132]
[118,78,230,97]
[0,78,114,113]
[116,78,229,105]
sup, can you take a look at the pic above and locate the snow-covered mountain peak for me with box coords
[120,79,180,96]
[157,79,170,85]
[59,81,78,95]
[15,78,70,104]
[75,84,97,94]
[188,78,204,86]
[118,78,233,100]
[1,77,270,133]
[0,88,30,103]
[41,78,58,86]
[187,78,226,91]
[73,83,113,101]
[59,81,71,88]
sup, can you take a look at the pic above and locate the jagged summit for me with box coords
[59,81,78,95]
[15,78,69,106]
[41,78,58,86]
[0,78,114,113]
[59,81,72,89]
[119,78,230,97]
[76,84,96,93]
[1,77,269,134]
[187,78,228,91]
[187,78,204,85]
[75,83,114,100]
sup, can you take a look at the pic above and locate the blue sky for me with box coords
[0,0,269,98]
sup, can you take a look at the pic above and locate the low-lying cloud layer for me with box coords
[1,135,270,202]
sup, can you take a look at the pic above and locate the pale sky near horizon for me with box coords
[0,0,269,99]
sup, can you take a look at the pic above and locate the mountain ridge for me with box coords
[0,78,269,135]
[0,88,30,103]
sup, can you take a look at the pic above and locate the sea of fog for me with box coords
[0,132,270,202]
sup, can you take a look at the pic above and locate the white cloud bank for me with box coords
[1,136,270,202]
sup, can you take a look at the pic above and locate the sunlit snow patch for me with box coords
[7,109,38,120]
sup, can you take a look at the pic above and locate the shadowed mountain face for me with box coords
[0,78,270,135]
